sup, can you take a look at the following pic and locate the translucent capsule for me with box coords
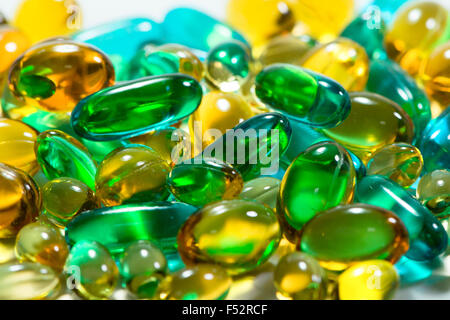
[8,40,115,112]
[240,177,281,210]
[35,130,97,190]
[255,64,351,128]
[300,38,370,92]
[64,241,118,300]
[338,260,399,300]
[367,143,423,188]
[0,163,40,238]
[14,0,82,43]
[322,92,414,163]
[66,202,197,255]
[356,175,448,261]
[0,262,60,300]
[417,170,449,219]
[121,240,167,299]
[206,41,252,92]
[95,146,170,206]
[279,141,356,240]
[0,26,30,74]
[163,8,249,53]
[168,159,243,207]
[71,74,202,141]
[385,1,449,76]
[42,177,99,228]
[366,59,431,139]
[298,204,409,271]
[200,112,292,181]
[177,200,281,274]
[274,252,327,300]
[189,91,254,152]
[157,264,232,300]
[418,107,449,172]
[15,221,68,271]
[0,118,39,174]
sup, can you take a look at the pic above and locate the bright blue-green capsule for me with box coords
[418,108,449,173]
[162,8,249,54]
[368,0,411,25]
[356,175,448,261]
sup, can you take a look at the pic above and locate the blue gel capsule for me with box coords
[162,8,249,53]
[356,175,448,261]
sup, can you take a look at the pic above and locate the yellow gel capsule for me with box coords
[95,146,170,206]
[15,221,69,272]
[367,143,424,188]
[155,44,205,81]
[300,38,370,92]
[157,264,232,300]
[338,260,399,300]
[14,0,82,43]
[0,118,39,175]
[385,1,449,76]
[0,163,40,238]
[417,170,449,219]
[0,26,30,74]
[189,91,254,153]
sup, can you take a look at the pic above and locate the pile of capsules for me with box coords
[0,0,448,300]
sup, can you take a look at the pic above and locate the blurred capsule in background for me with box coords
[417,170,449,219]
[0,26,30,76]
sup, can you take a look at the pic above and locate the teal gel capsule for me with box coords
[162,7,249,54]
[356,175,448,261]
[418,108,449,173]
[369,0,412,25]
[366,59,431,139]
[199,113,292,181]
[255,64,351,128]
[71,74,203,141]
[65,202,197,255]
[35,130,97,190]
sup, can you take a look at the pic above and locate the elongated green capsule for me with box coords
[35,130,97,190]
[255,64,351,128]
[356,175,448,261]
[65,202,197,255]
[71,74,203,141]
[167,159,243,207]
[298,204,409,271]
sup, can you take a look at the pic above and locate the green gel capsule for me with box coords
[167,159,244,207]
[35,130,97,190]
[65,202,198,256]
[240,177,281,210]
[356,175,448,261]
[255,64,351,128]
[297,204,409,271]
[71,74,203,141]
[278,141,356,241]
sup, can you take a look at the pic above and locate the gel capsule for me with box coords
[0,262,60,300]
[417,170,449,219]
[0,26,30,74]
[300,38,370,92]
[66,202,197,255]
[14,0,82,43]
[42,177,99,228]
[168,159,243,207]
[255,64,350,128]
[15,222,69,271]
[9,40,115,112]
[322,92,414,163]
[369,0,411,25]
[0,163,40,238]
[71,74,202,141]
[338,260,399,300]
[367,143,423,188]
[298,204,409,271]
[0,118,39,174]
[35,130,97,190]
[95,146,170,206]
[157,264,231,300]
[240,177,281,210]
[356,175,448,261]
[274,252,328,300]
[279,141,356,239]
[177,200,281,274]
[64,240,118,300]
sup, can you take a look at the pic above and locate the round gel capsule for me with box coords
[417,170,449,219]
